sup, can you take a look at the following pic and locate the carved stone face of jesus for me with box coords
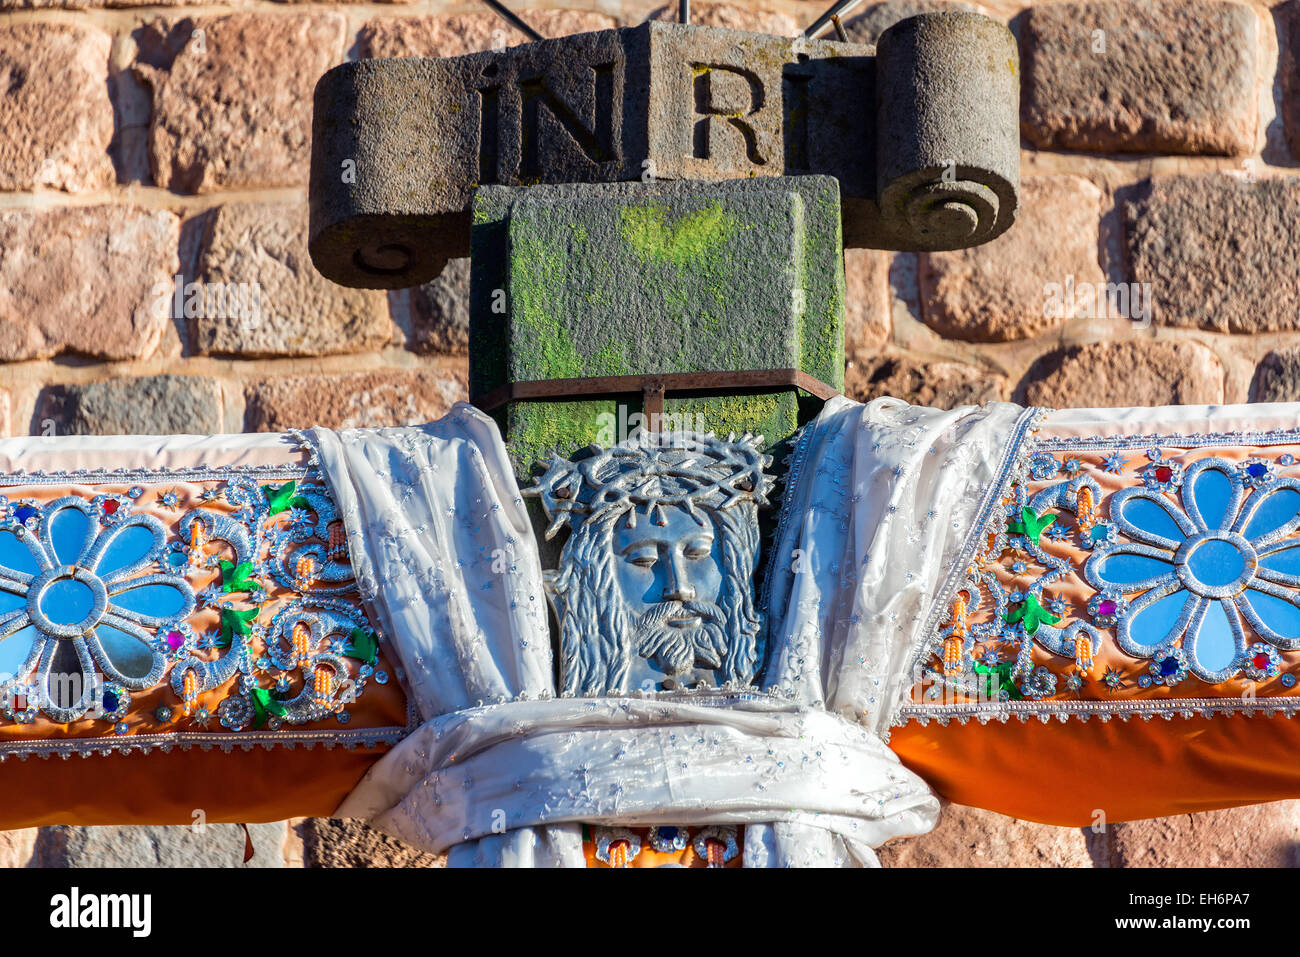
[612,502,729,691]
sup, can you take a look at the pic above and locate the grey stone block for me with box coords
[33,822,287,868]
[310,14,1019,288]
[1255,348,1300,403]
[35,375,224,436]
[412,256,470,354]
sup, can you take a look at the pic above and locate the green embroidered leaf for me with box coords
[219,559,258,594]
[343,627,378,664]
[1007,506,1055,544]
[216,606,259,649]
[1003,594,1061,636]
[264,481,306,516]
[249,687,288,729]
[973,660,1023,701]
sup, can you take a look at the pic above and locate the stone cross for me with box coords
[308,11,1021,476]
[310,13,1020,289]
[469,175,845,473]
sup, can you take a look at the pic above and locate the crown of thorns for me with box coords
[526,432,774,540]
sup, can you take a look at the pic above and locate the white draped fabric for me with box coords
[304,405,586,864]
[318,398,1036,866]
[338,695,939,866]
[762,395,1039,736]
[304,406,555,720]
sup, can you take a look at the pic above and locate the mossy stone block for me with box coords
[470,176,845,477]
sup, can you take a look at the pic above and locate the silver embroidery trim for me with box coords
[1035,428,1300,452]
[897,696,1300,724]
[900,406,1050,699]
[0,705,416,761]
[0,465,310,488]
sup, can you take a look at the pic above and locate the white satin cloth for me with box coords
[762,395,1038,736]
[318,398,1036,866]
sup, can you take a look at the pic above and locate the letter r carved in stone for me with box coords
[690,63,767,167]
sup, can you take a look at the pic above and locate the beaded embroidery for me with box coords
[0,467,410,758]
[903,425,1300,724]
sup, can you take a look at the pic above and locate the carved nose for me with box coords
[664,583,696,602]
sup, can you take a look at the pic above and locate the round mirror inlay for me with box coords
[1186,539,1246,588]
[26,566,107,637]
[1175,533,1257,598]
[40,578,95,626]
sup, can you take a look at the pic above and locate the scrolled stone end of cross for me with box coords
[309,212,459,291]
[873,11,1020,252]
[309,56,468,289]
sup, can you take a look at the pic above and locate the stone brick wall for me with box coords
[1,0,1299,867]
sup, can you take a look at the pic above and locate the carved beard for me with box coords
[632,600,729,683]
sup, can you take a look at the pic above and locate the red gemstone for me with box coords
[102,500,119,514]
[1154,466,1173,482]
[1254,653,1271,670]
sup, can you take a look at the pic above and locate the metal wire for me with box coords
[479,0,545,43]
[801,0,866,39]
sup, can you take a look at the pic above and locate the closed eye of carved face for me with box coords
[683,536,713,561]
[623,534,713,568]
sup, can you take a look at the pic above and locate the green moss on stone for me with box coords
[507,399,618,478]
[617,201,735,268]
[508,229,632,380]
[667,392,797,453]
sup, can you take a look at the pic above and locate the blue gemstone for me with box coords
[1159,657,1180,677]
[659,826,679,841]
[1248,463,1268,477]
[13,505,36,524]
[103,691,119,712]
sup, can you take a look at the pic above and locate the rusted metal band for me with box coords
[471,368,841,414]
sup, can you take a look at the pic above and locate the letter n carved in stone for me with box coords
[515,63,619,179]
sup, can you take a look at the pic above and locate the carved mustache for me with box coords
[635,601,726,673]
[636,600,721,629]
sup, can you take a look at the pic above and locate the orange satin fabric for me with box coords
[0,744,390,828]
[890,713,1300,825]
[0,644,409,829]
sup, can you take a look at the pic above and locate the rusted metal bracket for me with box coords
[472,368,840,431]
